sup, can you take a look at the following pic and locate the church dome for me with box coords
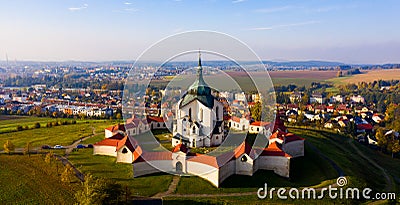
[179,52,215,109]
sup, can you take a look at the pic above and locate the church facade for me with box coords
[172,54,224,148]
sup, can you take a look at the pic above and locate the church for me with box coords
[172,53,225,148]
[93,53,305,187]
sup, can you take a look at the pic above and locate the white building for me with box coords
[172,55,224,148]
[234,92,246,102]
[310,94,324,104]
[330,95,344,103]
[350,95,365,104]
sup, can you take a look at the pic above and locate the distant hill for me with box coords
[262,60,345,67]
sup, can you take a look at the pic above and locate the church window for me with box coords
[216,106,219,120]
[122,148,128,154]
[192,126,196,134]
[241,155,247,162]
[189,108,192,119]
[257,127,259,131]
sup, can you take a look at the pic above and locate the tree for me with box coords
[3,140,15,155]
[61,164,74,183]
[74,174,124,205]
[250,102,262,121]
[34,122,41,128]
[375,128,387,151]
[387,140,400,158]
[23,142,32,156]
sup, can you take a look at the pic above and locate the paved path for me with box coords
[65,126,96,157]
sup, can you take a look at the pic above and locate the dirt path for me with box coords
[347,139,395,192]
[153,175,181,198]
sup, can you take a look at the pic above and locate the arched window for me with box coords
[189,108,192,119]
[122,148,128,154]
[200,108,203,121]
[192,126,196,134]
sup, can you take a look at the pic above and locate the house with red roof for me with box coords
[104,124,126,138]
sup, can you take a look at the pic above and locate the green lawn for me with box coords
[68,148,173,197]
[0,154,78,204]
[0,117,114,148]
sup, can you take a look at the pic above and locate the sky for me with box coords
[0,0,399,64]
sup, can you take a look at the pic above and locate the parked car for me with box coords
[86,144,93,148]
[53,145,64,149]
[41,145,51,149]
[76,144,85,149]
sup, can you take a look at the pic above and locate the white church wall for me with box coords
[105,130,113,138]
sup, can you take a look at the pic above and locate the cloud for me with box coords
[124,2,132,5]
[68,3,88,11]
[112,8,138,13]
[248,20,320,31]
[254,5,294,13]
[232,0,246,3]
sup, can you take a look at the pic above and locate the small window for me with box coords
[241,155,247,162]
[122,148,128,154]
[216,136,218,139]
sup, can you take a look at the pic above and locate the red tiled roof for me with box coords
[105,124,126,132]
[231,116,241,123]
[133,151,172,163]
[357,123,373,130]
[116,136,137,152]
[147,116,164,123]
[250,121,271,127]
[109,133,125,140]
[172,144,188,153]
[284,133,305,143]
[261,142,291,157]
[94,138,120,147]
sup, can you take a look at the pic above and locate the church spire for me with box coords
[197,50,203,81]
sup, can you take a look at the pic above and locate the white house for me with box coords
[350,95,365,104]
[310,94,324,104]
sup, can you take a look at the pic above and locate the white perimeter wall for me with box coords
[257,156,290,178]
[93,145,117,157]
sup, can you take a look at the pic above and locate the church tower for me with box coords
[172,52,225,148]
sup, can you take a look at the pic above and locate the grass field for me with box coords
[0,116,115,148]
[68,148,173,197]
[0,154,78,204]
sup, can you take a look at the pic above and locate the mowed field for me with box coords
[0,115,116,149]
[328,69,400,85]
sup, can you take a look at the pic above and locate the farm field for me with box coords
[328,69,400,85]
[0,154,77,204]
